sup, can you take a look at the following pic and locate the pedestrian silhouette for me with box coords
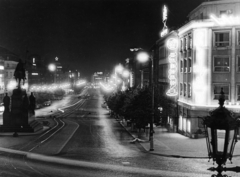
[3,93,10,112]
[29,92,36,115]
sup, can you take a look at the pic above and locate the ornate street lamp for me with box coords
[136,50,155,151]
[202,88,240,177]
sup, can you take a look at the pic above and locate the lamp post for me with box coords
[202,88,240,177]
[136,50,155,151]
[48,63,56,83]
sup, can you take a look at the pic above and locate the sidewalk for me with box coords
[0,118,54,149]
[120,119,240,159]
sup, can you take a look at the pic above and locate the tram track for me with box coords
[19,98,87,152]
[1,94,89,177]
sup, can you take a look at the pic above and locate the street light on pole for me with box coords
[136,50,155,151]
[48,63,56,83]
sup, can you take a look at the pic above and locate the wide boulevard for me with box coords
[0,87,233,177]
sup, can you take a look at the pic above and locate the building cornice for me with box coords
[188,0,240,18]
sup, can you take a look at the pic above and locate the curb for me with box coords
[0,147,210,177]
[118,120,210,159]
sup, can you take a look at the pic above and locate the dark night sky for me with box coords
[0,0,204,79]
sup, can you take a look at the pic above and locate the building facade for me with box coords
[177,0,240,137]
[153,31,179,129]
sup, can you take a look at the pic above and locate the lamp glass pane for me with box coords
[217,129,225,154]
[207,127,213,153]
[227,130,235,154]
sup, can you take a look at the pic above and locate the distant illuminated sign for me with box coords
[97,72,103,75]
[33,58,35,63]
[0,65,4,70]
[55,57,58,61]
[160,5,168,38]
[57,66,62,68]
[32,73,38,75]
[166,38,178,97]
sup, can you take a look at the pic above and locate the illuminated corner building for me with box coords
[0,47,23,97]
[177,0,240,137]
[151,31,179,130]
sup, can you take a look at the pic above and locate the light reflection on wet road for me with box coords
[58,89,212,175]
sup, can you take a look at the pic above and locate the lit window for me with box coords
[214,32,230,47]
[188,58,192,73]
[184,59,187,73]
[180,60,183,73]
[213,85,229,100]
[188,84,191,97]
[214,56,229,72]
[184,37,187,50]
[238,31,240,46]
[188,35,192,49]
[200,13,203,20]
[180,83,183,95]
[180,39,183,52]
[184,83,187,96]
[237,85,240,101]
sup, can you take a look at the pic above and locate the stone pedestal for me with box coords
[0,88,34,132]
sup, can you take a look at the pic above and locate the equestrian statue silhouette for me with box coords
[14,59,26,88]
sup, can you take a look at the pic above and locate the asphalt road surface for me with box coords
[0,88,238,177]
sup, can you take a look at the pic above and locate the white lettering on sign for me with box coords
[166,38,178,97]
[210,14,240,26]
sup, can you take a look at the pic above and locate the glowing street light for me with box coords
[136,50,154,151]
[48,63,56,83]
[48,63,56,72]
[136,51,150,63]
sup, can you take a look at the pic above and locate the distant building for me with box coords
[26,54,45,86]
[0,47,23,99]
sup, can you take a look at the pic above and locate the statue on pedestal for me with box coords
[0,59,37,134]
[14,59,26,88]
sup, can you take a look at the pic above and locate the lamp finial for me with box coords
[219,88,225,107]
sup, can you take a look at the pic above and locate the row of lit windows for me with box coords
[5,71,13,78]
[180,59,192,73]
[180,34,192,52]
[179,83,240,101]
[180,30,240,49]
[214,56,240,73]
[179,83,191,98]
[180,56,240,73]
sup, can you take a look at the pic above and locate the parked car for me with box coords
[44,100,52,106]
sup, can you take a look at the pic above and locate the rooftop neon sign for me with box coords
[160,5,168,38]
[166,38,178,97]
[210,14,240,26]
